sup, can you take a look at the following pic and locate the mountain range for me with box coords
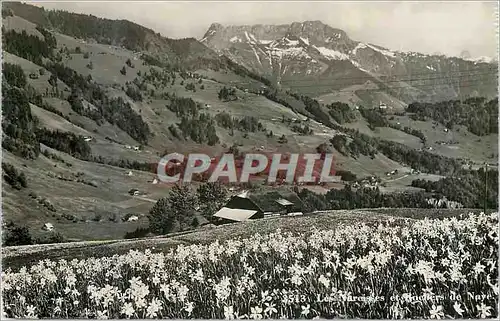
[200,21,498,105]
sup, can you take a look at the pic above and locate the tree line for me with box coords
[411,168,498,209]
[406,97,498,136]
[148,182,228,235]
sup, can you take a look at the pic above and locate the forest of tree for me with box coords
[297,186,431,213]
[45,62,150,144]
[148,185,195,234]
[148,183,229,235]
[2,28,56,64]
[329,129,462,176]
[215,112,265,133]
[377,140,463,176]
[406,97,498,136]
[218,86,237,101]
[2,162,28,190]
[359,108,388,129]
[2,63,27,88]
[411,168,498,209]
[327,102,357,124]
[177,114,219,146]
[36,128,92,160]
[2,85,40,159]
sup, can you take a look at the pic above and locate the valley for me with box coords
[1,2,498,246]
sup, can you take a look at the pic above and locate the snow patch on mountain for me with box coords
[352,43,368,55]
[299,37,309,46]
[243,31,259,44]
[230,36,242,43]
[285,38,299,46]
[259,40,273,45]
[313,45,349,60]
[251,46,262,65]
[426,65,436,71]
[351,60,370,73]
[325,34,342,43]
[463,56,496,64]
[270,47,310,60]
[366,44,396,58]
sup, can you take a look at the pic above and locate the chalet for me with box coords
[128,188,140,196]
[275,198,294,214]
[213,190,304,224]
[42,223,54,231]
[193,214,210,227]
[213,191,264,224]
[29,73,39,79]
[379,102,388,111]
[127,215,139,222]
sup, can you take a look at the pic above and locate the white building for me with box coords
[43,223,54,231]
[127,215,139,222]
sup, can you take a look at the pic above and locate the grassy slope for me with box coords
[389,115,498,164]
[2,208,479,270]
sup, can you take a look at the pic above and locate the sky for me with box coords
[31,1,499,58]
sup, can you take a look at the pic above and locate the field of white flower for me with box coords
[1,212,498,319]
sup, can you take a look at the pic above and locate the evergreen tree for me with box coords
[148,184,198,234]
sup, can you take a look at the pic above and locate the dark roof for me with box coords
[247,190,304,213]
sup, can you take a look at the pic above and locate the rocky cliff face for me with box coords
[201,21,498,103]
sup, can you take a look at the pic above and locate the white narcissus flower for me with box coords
[250,306,263,320]
[429,305,444,319]
[224,306,235,320]
[301,304,310,316]
[477,303,492,319]
[453,302,465,316]
[318,274,330,288]
[121,302,135,318]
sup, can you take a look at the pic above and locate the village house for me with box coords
[42,222,54,231]
[213,191,264,224]
[128,188,140,196]
[127,215,139,222]
[213,190,304,224]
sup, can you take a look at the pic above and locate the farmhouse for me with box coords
[213,190,304,224]
[127,215,139,222]
[42,223,54,231]
[128,188,140,196]
[213,191,264,224]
